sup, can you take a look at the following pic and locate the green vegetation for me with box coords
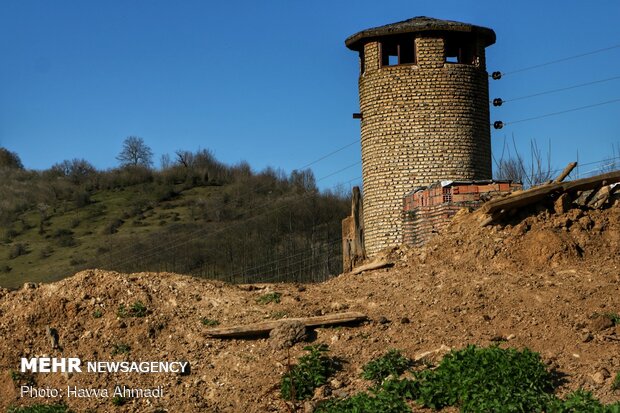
[361,349,413,384]
[111,396,128,406]
[281,344,336,401]
[613,372,620,391]
[0,147,348,288]
[7,405,71,413]
[10,370,35,387]
[111,343,131,356]
[200,317,219,326]
[257,292,281,304]
[605,313,620,325]
[117,301,148,318]
[312,345,620,413]
[92,308,103,318]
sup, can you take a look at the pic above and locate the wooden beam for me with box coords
[351,260,393,275]
[554,162,578,183]
[480,170,620,216]
[204,312,368,338]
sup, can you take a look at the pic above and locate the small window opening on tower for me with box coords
[444,36,477,65]
[380,35,416,67]
[360,51,365,74]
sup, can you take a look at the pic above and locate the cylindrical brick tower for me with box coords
[345,16,496,256]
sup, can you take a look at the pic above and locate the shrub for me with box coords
[257,292,281,304]
[362,349,413,384]
[103,218,124,234]
[413,345,554,412]
[111,343,131,356]
[315,380,413,413]
[111,396,128,406]
[281,344,336,401]
[93,309,103,318]
[9,243,28,259]
[52,229,76,247]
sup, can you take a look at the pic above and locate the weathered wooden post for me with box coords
[342,186,366,272]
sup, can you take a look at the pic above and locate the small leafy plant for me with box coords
[201,317,219,327]
[117,301,148,318]
[111,396,128,406]
[257,292,281,304]
[93,308,103,318]
[281,344,336,401]
[10,370,36,387]
[111,343,131,356]
[362,349,413,384]
[613,372,620,391]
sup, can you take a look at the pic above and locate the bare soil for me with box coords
[0,202,619,412]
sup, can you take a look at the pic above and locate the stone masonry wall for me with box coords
[359,35,492,255]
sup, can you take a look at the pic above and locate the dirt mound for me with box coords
[0,203,619,412]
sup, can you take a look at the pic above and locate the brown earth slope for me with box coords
[0,202,619,412]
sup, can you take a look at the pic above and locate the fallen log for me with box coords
[204,311,368,338]
[351,260,393,275]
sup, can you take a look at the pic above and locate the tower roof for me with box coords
[345,16,496,51]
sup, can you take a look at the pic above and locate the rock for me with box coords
[332,389,349,399]
[400,317,410,324]
[330,379,343,389]
[590,315,614,332]
[580,332,593,343]
[23,282,37,290]
[269,321,307,350]
[330,302,348,311]
[554,193,572,215]
[377,316,389,325]
[303,401,315,413]
[590,368,610,385]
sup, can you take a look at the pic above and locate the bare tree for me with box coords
[0,148,24,169]
[116,136,153,167]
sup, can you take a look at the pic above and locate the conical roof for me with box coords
[345,16,496,51]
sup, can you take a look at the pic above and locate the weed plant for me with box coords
[281,344,335,401]
[256,292,281,304]
[361,349,413,384]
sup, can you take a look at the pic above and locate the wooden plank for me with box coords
[351,260,393,275]
[554,162,577,183]
[204,311,368,338]
[480,170,620,216]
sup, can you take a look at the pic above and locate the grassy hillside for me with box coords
[0,150,349,288]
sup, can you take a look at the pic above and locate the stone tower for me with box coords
[345,16,496,255]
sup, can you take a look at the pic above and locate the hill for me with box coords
[0,151,348,289]
[0,198,618,412]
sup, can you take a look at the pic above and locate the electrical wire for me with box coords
[499,98,620,126]
[494,75,620,103]
[496,43,620,77]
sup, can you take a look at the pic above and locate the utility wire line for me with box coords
[497,43,620,77]
[496,98,620,127]
[495,74,620,103]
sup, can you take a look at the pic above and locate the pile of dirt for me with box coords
[0,202,619,412]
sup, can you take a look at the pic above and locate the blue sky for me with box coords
[1,0,619,190]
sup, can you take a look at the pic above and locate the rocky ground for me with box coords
[0,200,619,412]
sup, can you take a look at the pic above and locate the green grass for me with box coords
[256,292,281,304]
[0,183,219,288]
